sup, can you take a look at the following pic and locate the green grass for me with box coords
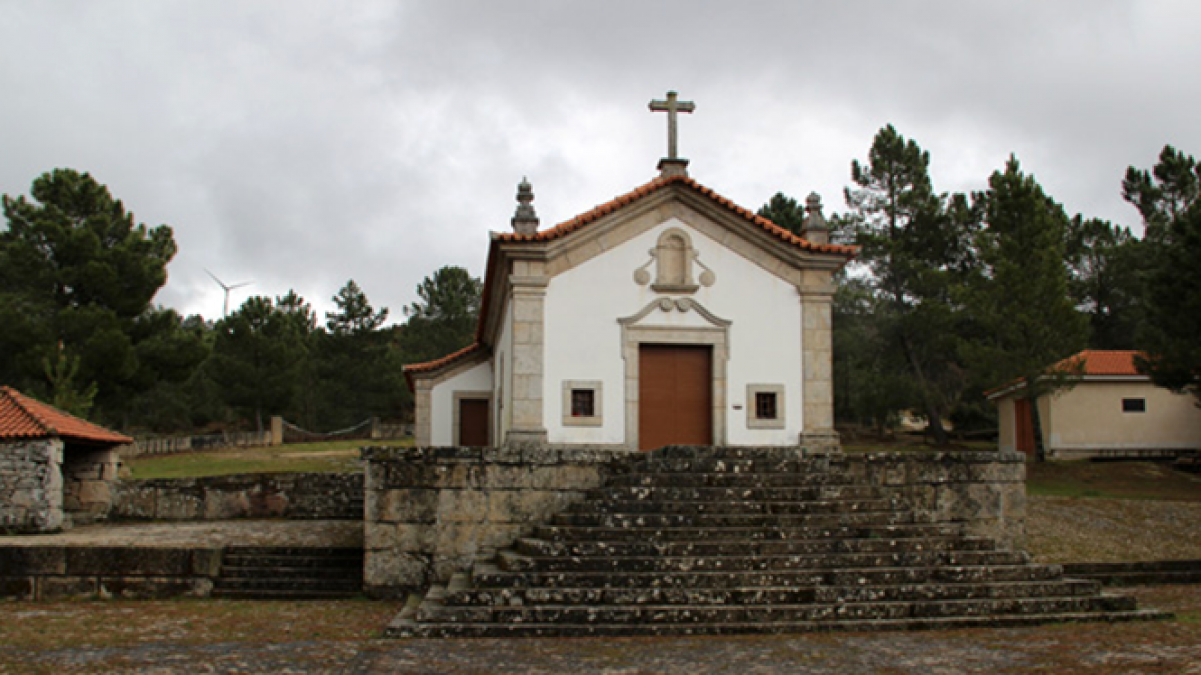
[124,438,413,479]
[1026,459,1201,501]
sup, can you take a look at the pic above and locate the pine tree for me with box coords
[961,157,1088,460]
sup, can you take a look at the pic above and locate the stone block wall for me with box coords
[362,446,621,597]
[62,446,121,526]
[843,451,1027,551]
[111,472,364,521]
[0,439,64,533]
[0,546,221,600]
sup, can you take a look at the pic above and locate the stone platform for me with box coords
[0,520,362,600]
[389,446,1169,637]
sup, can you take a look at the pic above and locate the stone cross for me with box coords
[648,90,695,160]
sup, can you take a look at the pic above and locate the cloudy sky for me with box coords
[2,1,1198,324]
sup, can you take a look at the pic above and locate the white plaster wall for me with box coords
[543,216,804,446]
[1046,380,1201,451]
[429,361,494,446]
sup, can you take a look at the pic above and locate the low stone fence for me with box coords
[112,473,364,521]
[843,451,1027,551]
[361,446,621,597]
[0,546,221,600]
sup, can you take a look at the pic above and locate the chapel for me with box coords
[404,92,855,451]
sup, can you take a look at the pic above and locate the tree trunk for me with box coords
[1029,394,1047,462]
[900,334,949,446]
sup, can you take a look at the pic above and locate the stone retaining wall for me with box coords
[844,451,1027,551]
[0,546,221,600]
[112,473,363,521]
[362,447,1027,597]
[362,446,621,597]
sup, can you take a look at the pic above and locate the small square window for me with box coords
[1122,398,1146,413]
[755,392,778,420]
[562,380,602,427]
[571,389,595,417]
[746,384,785,430]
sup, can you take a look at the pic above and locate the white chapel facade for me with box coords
[405,93,855,451]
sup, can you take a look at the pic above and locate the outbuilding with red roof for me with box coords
[1,386,131,533]
[986,350,1201,459]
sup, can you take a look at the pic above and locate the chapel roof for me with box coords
[0,386,132,445]
[495,173,857,256]
[404,173,855,383]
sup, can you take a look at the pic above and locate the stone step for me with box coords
[552,510,921,529]
[570,498,902,515]
[211,588,363,600]
[471,562,1067,589]
[533,523,964,543]
[514,535,997,558]
[222,552,360,566]
[389,608,1171,639]
[434,594,1139,625]
[590,485,882,502]
[496,549,1030,574]
[622,456,845,474]
[213,577,362,592]
[446,579,1103,607]
[623,446,835,462]
[222,546,363,557]
[219,565,365,580]
[608,472,854,488]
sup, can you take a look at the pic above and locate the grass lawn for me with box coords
[1026,459,1201,500]
[123,438,412,479]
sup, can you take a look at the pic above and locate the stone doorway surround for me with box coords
[619,298,730,451]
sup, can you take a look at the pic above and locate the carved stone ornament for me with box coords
[632,227,716,293]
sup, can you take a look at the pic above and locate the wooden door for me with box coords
[459,399,490,447]
[639,344,712,450]
[1014,398,1034,455]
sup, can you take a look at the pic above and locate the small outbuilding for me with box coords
[0,386,130,533]
[987,350,1201,459]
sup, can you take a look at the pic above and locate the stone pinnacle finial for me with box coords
[801,192,830,245]
[511,176,539,236]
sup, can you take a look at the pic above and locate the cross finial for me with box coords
[649,90,695,176]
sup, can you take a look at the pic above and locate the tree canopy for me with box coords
[0,169,185,420]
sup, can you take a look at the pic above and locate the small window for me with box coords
[746,384,785,429]
[571,389,595,417]
[562,380,602,427]
[1122,398,1146,413]
[755,392,778,420]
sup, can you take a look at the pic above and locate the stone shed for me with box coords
[1,387,130,533]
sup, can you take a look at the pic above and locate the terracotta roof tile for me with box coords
[496,174,858,256]
[1053,350,1141,376]
[0,387,132,444]
[403,343,487,388]
[986,350,1145,398]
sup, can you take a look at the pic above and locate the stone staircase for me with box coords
[212,546,363,600]
[388,447,1169,637]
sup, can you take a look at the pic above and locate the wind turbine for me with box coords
[205,269,253,318]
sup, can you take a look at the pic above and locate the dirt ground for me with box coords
[3,493,1201,673]
[0,586,1198,675]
